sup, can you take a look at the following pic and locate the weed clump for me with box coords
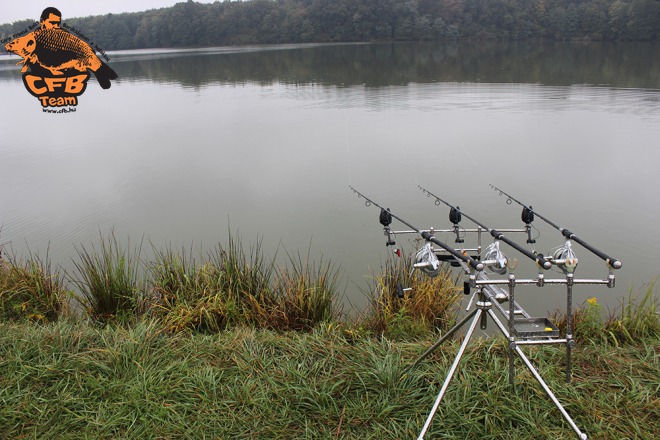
[551,281,659,346]
[1,233,657,346]
[0,250,68,322]
[147,236,339,333]
[362,249,462,340]
[69,233,144,323]
[604,280,660,345]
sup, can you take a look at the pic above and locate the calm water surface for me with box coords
[1,41,659,315]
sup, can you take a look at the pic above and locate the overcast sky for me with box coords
[2,1,219,25]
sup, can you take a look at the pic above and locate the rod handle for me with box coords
[490,229,552,270]
[562,229,622,269]
[422,231,484,271]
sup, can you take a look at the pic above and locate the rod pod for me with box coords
[349,186,485,272]
[490,184,622,270]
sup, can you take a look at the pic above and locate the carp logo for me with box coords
[3,7,117,110]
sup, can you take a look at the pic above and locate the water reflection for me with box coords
[4,41,657,89]
[1,41,659,315]
[123,41,660,89]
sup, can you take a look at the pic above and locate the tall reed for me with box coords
[210,234,275,312]
[148,236,341,333]
[69,232,143,323]
[550,296,604,344]
[148,234,277,332]
[148,244,235,332]
[604,280,659,345]
[550,280,659,346]
[265,249,340,331]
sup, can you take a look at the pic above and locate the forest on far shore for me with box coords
[1,0,659,51]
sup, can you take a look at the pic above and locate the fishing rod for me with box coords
[490,184,622,270]
[349,186,484,272]
[418,186,552,271]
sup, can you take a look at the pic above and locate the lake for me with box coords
[1,41,659,317]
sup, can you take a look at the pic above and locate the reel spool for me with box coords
[414,242,440,277]
[552,241,578,275]
[482,241,508,275]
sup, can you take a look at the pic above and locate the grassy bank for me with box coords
[1,236,659,438]
[0,320,657,439]
[0,233,464,338]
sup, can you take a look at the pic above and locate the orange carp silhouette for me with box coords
[4,7,117,109]
[5,27,117,89]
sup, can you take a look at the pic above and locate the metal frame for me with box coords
[349,186,620,440]
[393,226,614,440]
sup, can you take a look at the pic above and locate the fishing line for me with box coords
[443,118,480,170]
[458,137,480,169]
[344,112,352,187]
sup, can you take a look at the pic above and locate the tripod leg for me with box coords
[417,309,482,440]
[487,308,587,439]
[514,346,587,439]
[401,308,479,378]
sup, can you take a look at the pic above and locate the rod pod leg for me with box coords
[566,274,574,383]
[514,345,587,439]
[486,309,588,440]
[417,309,483,440]
[400,308,479,379]
[508,274,516,386]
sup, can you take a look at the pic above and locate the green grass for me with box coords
[1,235,659,438]
[550,280,660,346]
[0,320,657,439]
[604,279,660,345]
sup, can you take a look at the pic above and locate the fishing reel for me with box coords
[551,241,578,275]
[414,242,440,277]
[482,240,508,275]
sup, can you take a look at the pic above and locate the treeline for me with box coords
[2,0,659,50]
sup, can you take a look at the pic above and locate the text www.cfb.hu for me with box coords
[42,106,77,113]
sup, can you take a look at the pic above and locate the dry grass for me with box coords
[147,236,339,333]
[0,249,69,322]
[361,250,463,339]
